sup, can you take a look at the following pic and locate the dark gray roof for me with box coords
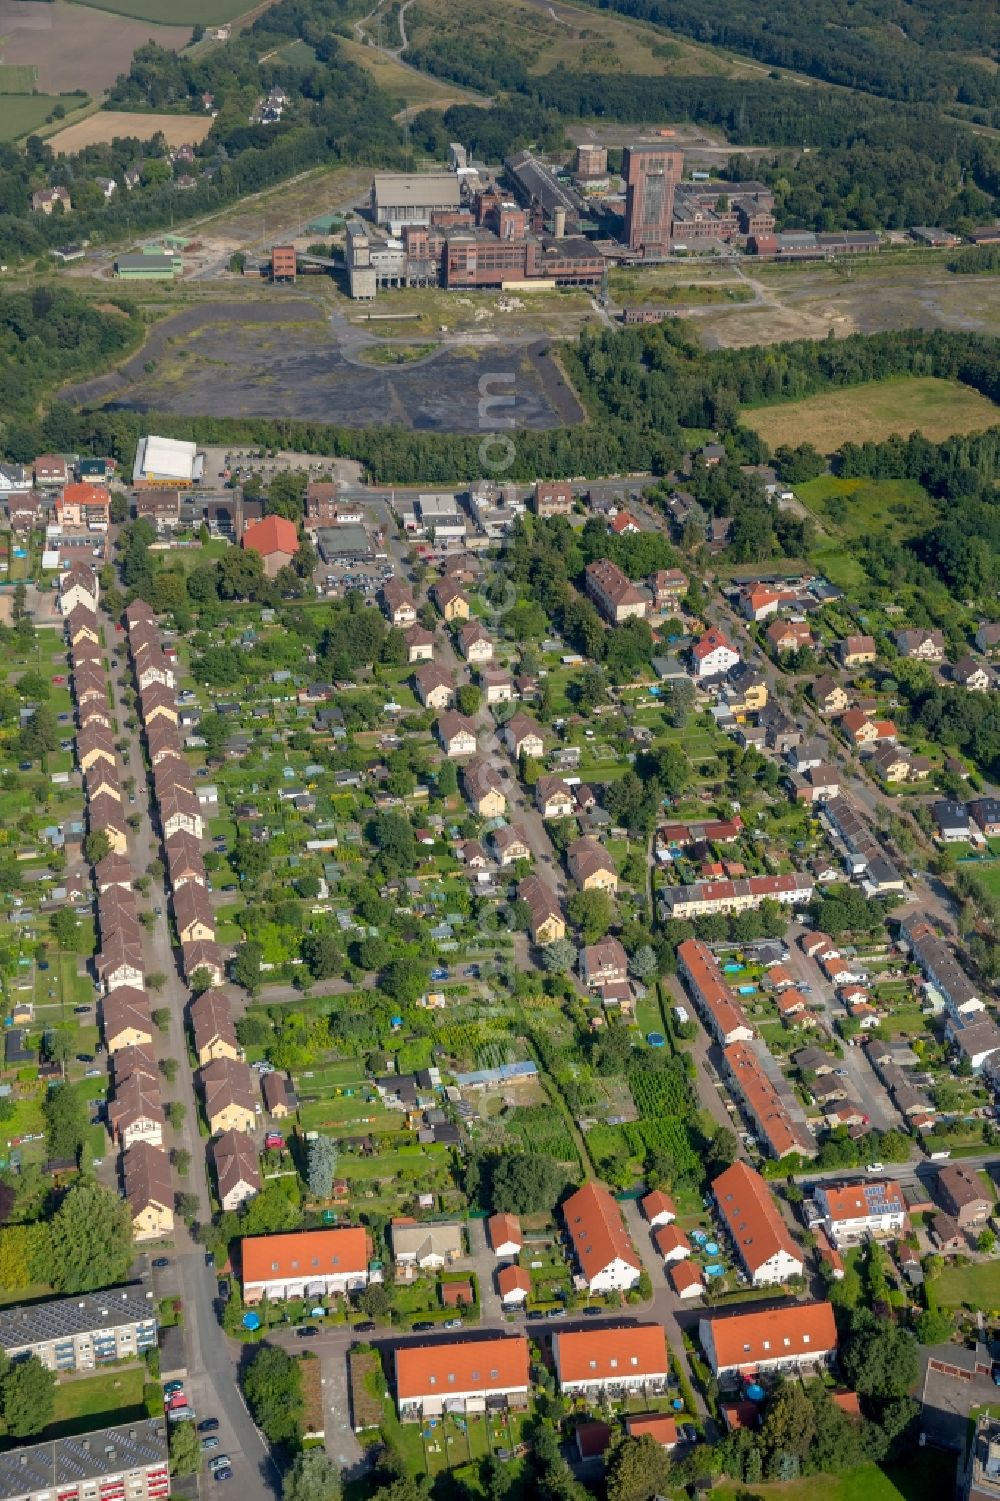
[0,1287,155,1352]
[0,1420,167,1500]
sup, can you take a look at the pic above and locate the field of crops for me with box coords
[627,1060,692,1117]
[623,1117,701,1177]
[504,1105,578,1162]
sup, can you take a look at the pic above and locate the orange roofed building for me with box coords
[394,1335,529,1419]
[242,515,299,577]
[562,1180,643,1293]
[552,1324,668,1395]
[699,1300,837,1383]
[711,1160,804,1286]
[241,1227,372,1303]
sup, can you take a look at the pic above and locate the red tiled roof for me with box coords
[395,1336,529,1401]
[704,1300,837,1371]
[242,515,298,558]
[670,1261,704,1296]
[640,1190,676,1223]
[562,1180,641,1284]
[487,1213,522,1251]
[625,1414,677,1446]
[242,1228,369,1286]
[654,1223,690,1258]
[712,1161,803,1276]
[497,1265,531,1298]
[554,1324,667,1385]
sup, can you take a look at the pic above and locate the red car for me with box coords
[165,1392,188,1411]
[51,675,65,685]
[115,623,124,632]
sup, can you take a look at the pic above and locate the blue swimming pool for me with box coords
[705,1264,724,1277]
[704,1241,719,1255]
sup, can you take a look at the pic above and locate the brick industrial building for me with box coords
[623,145,684,254]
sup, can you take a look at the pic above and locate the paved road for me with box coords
[104,561,278,1501]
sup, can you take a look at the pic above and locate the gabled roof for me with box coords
[241,1227,371,1285]
[554,1324,667,1384]
[712,1161,803,1275]
[189,988,236,1055]
[243,515,298,558]
[487,1212,522,1250]
[395,1335,529,1400]
[123,1141,172,1212]
[200,1055,256,1119]
[214,1129,261,1201]
[702,1300,837,1369]
[562,1180,641,1283]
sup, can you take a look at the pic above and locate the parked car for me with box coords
[198,1419,220,1434]
[201,1438,220,1452]
[152,1257,170,1269]
[167,1407,196,1424]
[209,1457,232,1473]
[295,1326,318,1338]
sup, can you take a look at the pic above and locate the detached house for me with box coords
[458,622,494,664]
[414,664,454,711]
[766,619,813,655]
[433,579,470,621]
[811,676,850,716]
[838,635,877,668]
[691,628,739,680]
[535,776,576,819]
[213,1130,261,1213]
[580,937,628,989]
[491,824,531,867]
[380,578,416,628]
[200,1056,258,1135]
[124,1141,173,1241]
[437,711,477,758]
[503,714,544,761]
[463,758,506,818]
[895,627,945,663]
[518,875,565,945]
[404,625,435,663]
[567,836,618,892]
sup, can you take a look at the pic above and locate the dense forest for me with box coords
[572,0,1000,115]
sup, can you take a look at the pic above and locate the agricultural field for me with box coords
[70,0,252,27]
[742,377,1000,453]
[49,110,213,153]
[0,93,71,141]
[0,0,192,96]
[0,63,37,89]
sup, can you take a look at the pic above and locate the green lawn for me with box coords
[743,376,1000,452]
[934,1259,1000,1310]
[713,1452,955,1501]
[0,95,73,143]
[795,476,937,543]
[48,1367,147,1437]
